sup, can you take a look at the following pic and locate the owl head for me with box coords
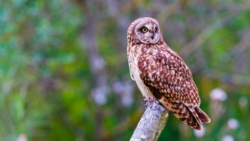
[127,17,163,45]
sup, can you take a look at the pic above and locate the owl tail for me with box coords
[159,97,210,130]
[194,107,211,123]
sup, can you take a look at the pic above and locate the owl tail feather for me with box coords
[159,97,210,130]
[194,107,211,123]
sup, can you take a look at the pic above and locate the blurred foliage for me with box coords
[0,0,250,141]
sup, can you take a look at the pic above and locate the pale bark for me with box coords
[130,102,169,141]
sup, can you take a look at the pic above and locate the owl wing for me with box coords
[138,45,200,106]
[138,45,210,130]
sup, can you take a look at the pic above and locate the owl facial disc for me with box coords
[134,19,161,44]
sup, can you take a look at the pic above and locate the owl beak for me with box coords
[150,32,155,39]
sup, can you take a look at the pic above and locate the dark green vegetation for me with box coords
[1,0,250,141]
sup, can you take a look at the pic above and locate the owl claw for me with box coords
[143,97,157,109]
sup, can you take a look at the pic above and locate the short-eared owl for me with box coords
[127,17,210,130]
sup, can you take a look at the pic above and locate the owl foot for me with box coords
[143,97,157,109]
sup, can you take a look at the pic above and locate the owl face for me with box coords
[134,18,161,44]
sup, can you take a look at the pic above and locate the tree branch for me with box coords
[130,102,169,141]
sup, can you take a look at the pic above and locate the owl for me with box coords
[127,17,210,130]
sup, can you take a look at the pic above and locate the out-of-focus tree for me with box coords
[0,0,250,141]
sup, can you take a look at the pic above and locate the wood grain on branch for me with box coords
[130,102,169,141]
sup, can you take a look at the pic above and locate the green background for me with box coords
[1,0,250,140]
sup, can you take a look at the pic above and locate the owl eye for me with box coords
[141,27,148,33]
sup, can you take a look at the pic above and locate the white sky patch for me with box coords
[210,88,227,101]
[222,135,234,141]
[92,56,106,73]
[194,126,205,137]
[17,134,27,141]
[91,85,109,105]
[227,118,239,129]
[113,80,134,107]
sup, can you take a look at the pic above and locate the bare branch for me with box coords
[130,102,169,141]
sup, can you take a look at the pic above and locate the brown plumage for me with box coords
[127,17,210,130]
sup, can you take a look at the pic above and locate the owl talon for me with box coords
[143,97,156,109]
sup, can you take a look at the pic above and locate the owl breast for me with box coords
[128,44,155,100]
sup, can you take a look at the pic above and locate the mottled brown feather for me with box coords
[137,44,200,106]
[127,17,210,130]
[159,96,202,130]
